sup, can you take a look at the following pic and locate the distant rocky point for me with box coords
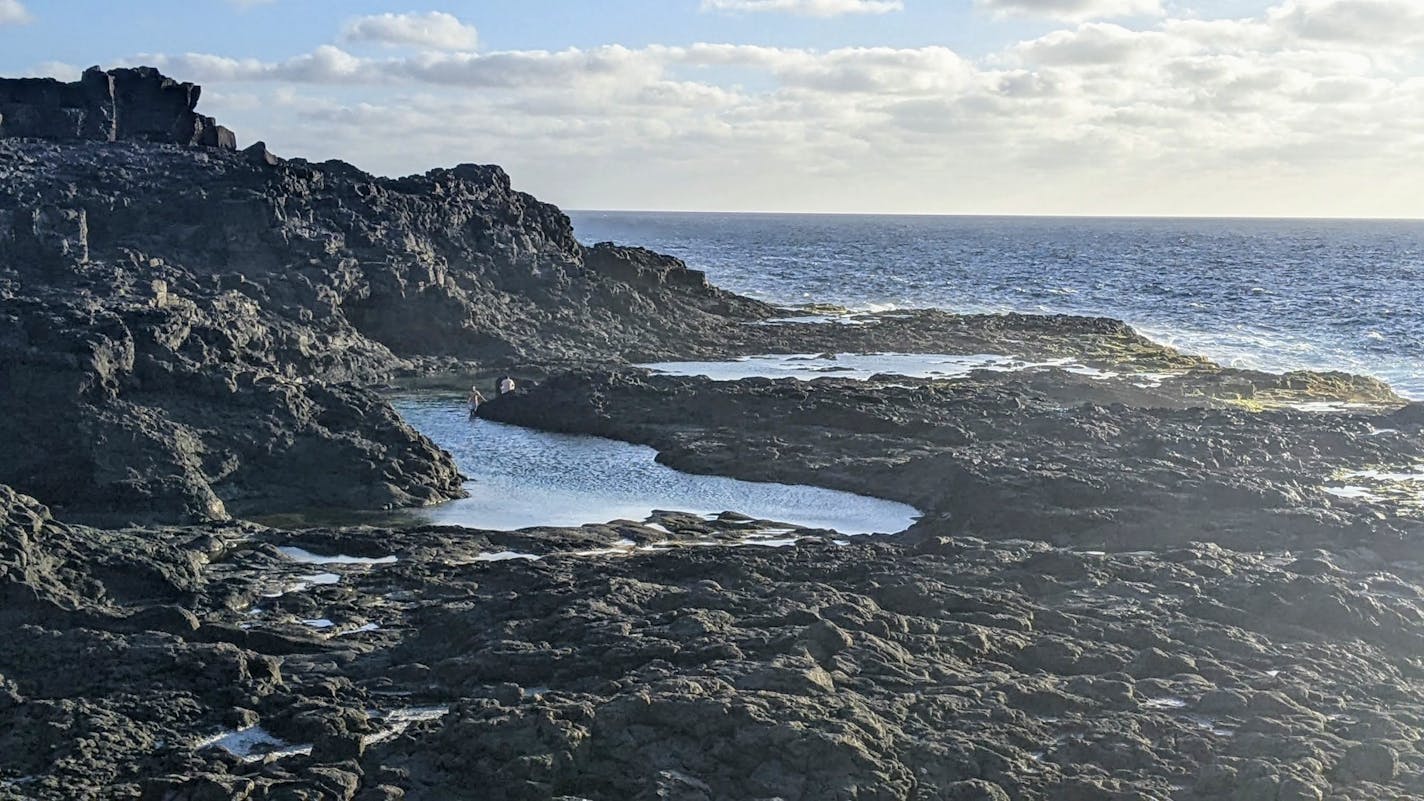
[0,65,236,149]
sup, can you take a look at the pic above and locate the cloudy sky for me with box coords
[2,0,1420,217]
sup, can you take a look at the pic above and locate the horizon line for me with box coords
[566,209,1424,223]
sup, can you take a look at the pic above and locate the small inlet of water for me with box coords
[392,394,919,535]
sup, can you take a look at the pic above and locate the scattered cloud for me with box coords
[341,11,479,51]
[121,0,1424,216]
[1268,0,1424,47]
[701,0,904,17]
[0,0,32,26]
[1007,22,1180,65]
[976,0,1164,22]
[23,61,81,81]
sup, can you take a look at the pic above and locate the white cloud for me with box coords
[123,0,1424,217]
[701,0,903,16]
[342,11,479,51]
[1008,23,1182,66]
[976,0,1164,22]
[0,0,32,25]
[22,61,81,81]
[1268,0,1424,47]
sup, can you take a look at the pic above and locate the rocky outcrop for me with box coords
[0,66,235,149]
[7,63,1424,801]
[0,66,772,523]
[480,363,1424,552]
[5,492,1423,800]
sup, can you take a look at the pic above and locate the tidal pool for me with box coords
[639,352,1118,382]
[393,394,919,534]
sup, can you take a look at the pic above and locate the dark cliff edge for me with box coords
[0,66,236,149]
[0,66,772,525]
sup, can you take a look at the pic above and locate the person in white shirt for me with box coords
[497,375,516,396]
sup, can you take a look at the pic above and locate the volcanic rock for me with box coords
[0,66,235,149]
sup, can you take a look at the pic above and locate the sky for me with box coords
[1,0,1421,217]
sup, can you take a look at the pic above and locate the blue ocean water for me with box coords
[569,212,1424,399]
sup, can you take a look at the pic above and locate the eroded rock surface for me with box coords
[5,65,1424,801]
[4,486,1424,801]
[0,68,769,523]
[0,66,235,149]
[481,362,1424,552]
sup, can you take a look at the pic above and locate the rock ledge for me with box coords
[0,66,235,149]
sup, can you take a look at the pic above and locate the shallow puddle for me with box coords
[1325,464,1424,511]
[194,726,310,762]
[392,394,920,534]
[277,546,399,566]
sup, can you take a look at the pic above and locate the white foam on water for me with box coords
[277,546,398,566]
[194,726,311,762]
[340,623,381,635]
[1143,697,1189,710]
[301,618,335,629]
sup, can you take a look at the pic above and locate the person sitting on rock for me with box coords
[497,375,517,396]
[467,386,486,416]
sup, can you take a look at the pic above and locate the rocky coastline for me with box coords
[3,68,1424,801]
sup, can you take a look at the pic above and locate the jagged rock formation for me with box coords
[4,485,1424,800]
[7,64,1424,801]
[0,66,770,524]
[0,66,236,149]
[480,360,1424,553]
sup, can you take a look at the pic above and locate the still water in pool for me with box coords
[394,393,920,534]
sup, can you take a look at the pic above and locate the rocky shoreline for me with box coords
[3,68,1424,801]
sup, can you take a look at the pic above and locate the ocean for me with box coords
[568,212,1424,400]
